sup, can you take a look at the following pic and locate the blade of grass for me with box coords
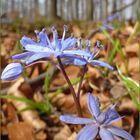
[116,65,140,111]
[102,29,128,75]
[107,39,120,64]
[44,73,51,114]
[0,95,50,114]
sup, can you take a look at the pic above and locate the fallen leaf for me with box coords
[7,78,46,130]
[7,122,34,140]
[110,82,126,99]
[34,130,47,140]
[54,125,72,140]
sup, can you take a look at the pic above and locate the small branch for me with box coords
[57,56,83,117]
[112,0,137,14]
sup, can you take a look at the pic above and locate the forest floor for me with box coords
[0,19,140,140]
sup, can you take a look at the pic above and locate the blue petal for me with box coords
[20,36,36,48]
[12,52,34,60]
[89,60,114,70]
[76,124,98,140]
[86,40,91,53]
[87,93,101,118]
[24,44,54,53]
[104,14,118,23]
[61,55,87,65]
[62,37,77,50]
[60,115,94,125]
[37,30,48,47]
[99,128,115,140]
[96,112,107,124]
[51,39,61,51]
[107,116,124,125]
[53,51,63,57]
[104,105,120,124]
[63,50,91,57]
[1,63,23,80]
[74,58,87,65]
[108,126,135,140]
[102,24,114,30]
[25,52,52,65]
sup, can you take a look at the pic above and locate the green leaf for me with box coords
[107,39,120,64]
[44,73,51,114]
[116,65,140,111]
[117,65,140,96]
[0,95,50,114]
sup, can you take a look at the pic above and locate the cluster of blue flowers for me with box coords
[1,24,135,140]
[1,25,113,80]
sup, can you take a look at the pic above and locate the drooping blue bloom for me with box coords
[1,63,23,80]
[63,40,113,70]
[60,93,135,140]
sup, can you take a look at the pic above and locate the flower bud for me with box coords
[1,63,23,80]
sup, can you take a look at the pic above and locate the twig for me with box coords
[112,0,137,14]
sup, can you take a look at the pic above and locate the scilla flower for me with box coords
[63,40,113,70]
[13,25,90,65]
[60,93,135,140]
[1,63,23,80]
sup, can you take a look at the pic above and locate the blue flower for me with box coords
[1,63,23,80]
[63,40,113,70]
[60,93,135,140]
[17,25,90,65]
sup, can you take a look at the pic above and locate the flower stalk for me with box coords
[57,56,83,117]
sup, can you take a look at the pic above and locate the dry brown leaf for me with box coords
[34,130,47,140]
[51,66,80,87]
[120,57,139,73]
[110,82,126,99]
[19,81,33,98]
[6,103,19,123]
[67,132,77,140]
[123,116,134,133]
[7,78,46,130]
[90,33,106,44]
[7,122,34,140]
[119,97,137,113]
[72,25,82,38]
[124,43,139,56]
[1,37,16,56]
[54,125,72,140]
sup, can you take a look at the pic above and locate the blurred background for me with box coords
[0,0,139,23]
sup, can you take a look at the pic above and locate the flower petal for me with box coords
[60,115,94,125]
[107,116,124,125]
[12,52,34,60]
[104,104,120,124]
[24,44,53,53]
[20,36,36,48]
[63,50,91,57]
[25,52,52,65]
[73,58,87,65]
[62,37,77,50]
[37,30,48,46]
[99,128,115,140]
[108,126,135,140]
[87,93,101,118]
[1,63,23,80]
[89,60,113,70]
[76,124,98,140]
